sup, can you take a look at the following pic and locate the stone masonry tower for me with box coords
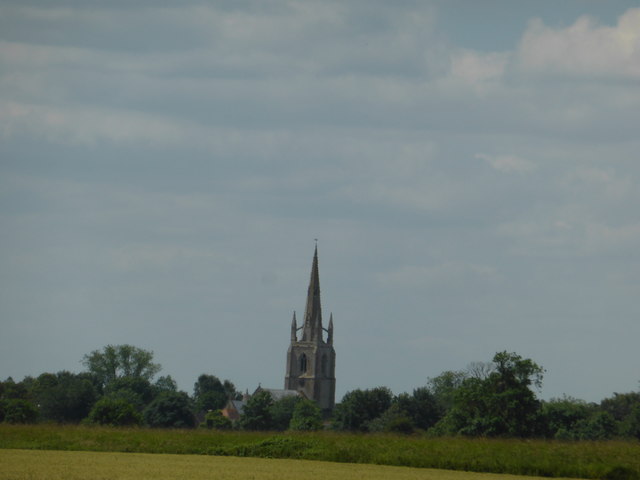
[285,246,336,414]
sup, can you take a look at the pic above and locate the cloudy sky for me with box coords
[1,0,639,403]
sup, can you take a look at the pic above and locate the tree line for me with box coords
[1,345,639,438]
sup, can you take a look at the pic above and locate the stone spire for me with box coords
[301,245,322,342]
[327,313,333,344]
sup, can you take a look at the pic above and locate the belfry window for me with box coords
[299,354,307,374]
[321,354,327,375]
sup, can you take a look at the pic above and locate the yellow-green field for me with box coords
[0,449,584,480]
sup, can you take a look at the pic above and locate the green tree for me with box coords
[427,370,467,416]
[203,409,232,430]
[82,345,161,389]
[87,397,142,426]
[332,387,393,431]
[395,387,441,431]
[32,371,97,423]
[154,376,178,395]
[3,399,39,424]
[289,399,323,431]
[433,352,545,437]
[143,391,195,428]
[573,411,617,440]
[541,396,592,439]
[0,377,30,401]
[240,391,274,430]
[367,403,414,434]
[269,395,300,431]
[103,376,155,411]
[601,392,640,439]
[193,374,237,412]
[1,377,35,423]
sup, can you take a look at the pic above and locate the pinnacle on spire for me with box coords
[327,313,334,344]
[291,311,297,341]
[302,245,322,342]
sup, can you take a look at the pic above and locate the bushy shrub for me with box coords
[289,399,323,431]
[3,399,39,424]
[203,409,232,430]
[87,397,142,426]
[143,391,195,428]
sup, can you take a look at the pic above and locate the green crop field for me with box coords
[0,449,586,480]
[1,425,639,479]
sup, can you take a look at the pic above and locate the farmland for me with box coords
[1,425,639,479]
[0,449,587,480]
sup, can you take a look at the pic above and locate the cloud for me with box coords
[449,49,508,86]
[475,153,536,173]
[517,8,640,79]
[376,262,498,288]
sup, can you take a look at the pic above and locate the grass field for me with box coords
[1,425,639,479]
[0,449,586,480]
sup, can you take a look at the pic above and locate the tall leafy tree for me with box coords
[541,396,593,439]
[154,376,178,395]
[601,392,640,439]
[87,397,142,426]
[103,376,155,411]
[434,351,545,437]
[3,399,38,424]
[143,391,195,428]
[270,395,300,431]
[332,387,393,431]
[82,345,161,388]
[289,399,323,431]
[193,374,227,412]
[32,371,97,423]
[193,374,239,412]
[240,391,274,430]
[427,370,467,416]
[394,387,442,431]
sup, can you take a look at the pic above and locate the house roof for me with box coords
[254,387,304,401]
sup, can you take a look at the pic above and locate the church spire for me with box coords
[302,245,323,342]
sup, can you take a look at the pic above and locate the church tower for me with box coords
[285,246,336,414]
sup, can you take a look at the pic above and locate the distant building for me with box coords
[284,246,336,415]
[220,399,246,421]
[224,247,337,420]
[253,386,305,402]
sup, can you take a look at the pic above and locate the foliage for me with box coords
[103,376,155,411]
[143,391,195,429]
[367,403,414,434]
[0,377,31,401]
[601,392,640,439]
[193,374,238,413]
[32,371,98,423]
[203,409,232,430]
[394,387,441,430]
[433,351,545,437]
[289,399,323,431]
[269,395,300,431]
[3,399,39,424]
[542,396,594,439]
[154,375,178,395]
[572,411,617,440]
[332,387,393,431]
[82,345,161,389]
[427,370,467,414]
[240,391,274,430]
[87,397,142,426]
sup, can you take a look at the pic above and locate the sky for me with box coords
[1,0,640,404]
